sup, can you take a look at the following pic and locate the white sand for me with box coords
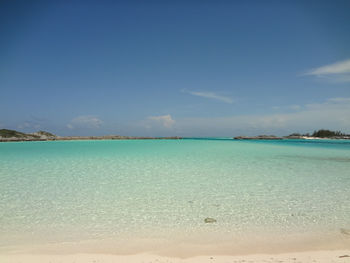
[1,232,349,262]
[0,250,350,263]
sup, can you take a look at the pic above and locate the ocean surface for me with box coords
[0,139,350,255]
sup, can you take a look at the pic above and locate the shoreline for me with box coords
[1,250,350,263]
[1,136,350,142]
[2,231,349,258]
[1,128,350,142]
[0,136,183,142]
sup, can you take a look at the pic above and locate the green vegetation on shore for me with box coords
[311,129,345,138]
[0,129,30,138]
[288,129,348,138]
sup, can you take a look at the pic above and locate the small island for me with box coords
[0,129,182,142]
[234,129,350,140]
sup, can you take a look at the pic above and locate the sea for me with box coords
[0,138,349,255]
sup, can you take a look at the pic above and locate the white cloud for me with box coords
[305,59,350,75]
[327,97,350,103]
[67,115,103,129]
[17,122,41,130]
[148,114,175,128]
[273,104,302,111]
[17,122,31,129]
[123,98,350,136]
[288,104,302,111]
[172,97,350,136]
[182,89,234,104]
[304,59,350,82]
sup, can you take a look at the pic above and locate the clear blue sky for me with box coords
[1,0,350,136]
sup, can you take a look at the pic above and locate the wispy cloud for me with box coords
[182,89,234,104]
[148,114,175,128]
[67,115,103,129]
[172,97,350,136]
[18,122,40,130]
[17,116,47,131]
[272,104,302,111]
[327,97,350,103]
[304,59,350,83]
[122,98,350,136]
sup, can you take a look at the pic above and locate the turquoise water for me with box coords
[0,139,350,254]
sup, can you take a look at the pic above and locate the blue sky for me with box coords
[1,0,350,136]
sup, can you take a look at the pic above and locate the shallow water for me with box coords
[0,139,349,254]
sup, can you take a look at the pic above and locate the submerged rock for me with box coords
[340,228,350,235]
[204,217,217,223]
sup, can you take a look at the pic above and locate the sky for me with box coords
[1,0,350,136]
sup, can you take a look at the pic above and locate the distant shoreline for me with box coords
[0,135,183,142]
[2,136,350,142]
[1,128,349,142]
[233,135,350,140]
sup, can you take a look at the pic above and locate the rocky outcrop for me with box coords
[340,228,350,235]
[0,129,57,142]
[0,129,29,138]
[204,217,217,223]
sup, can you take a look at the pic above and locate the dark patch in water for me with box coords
[281,155,350,162]
[340,228,350,235]
[204,217,217,223]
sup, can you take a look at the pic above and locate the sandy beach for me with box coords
[1,250,350,263]
[1,235,349,263]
